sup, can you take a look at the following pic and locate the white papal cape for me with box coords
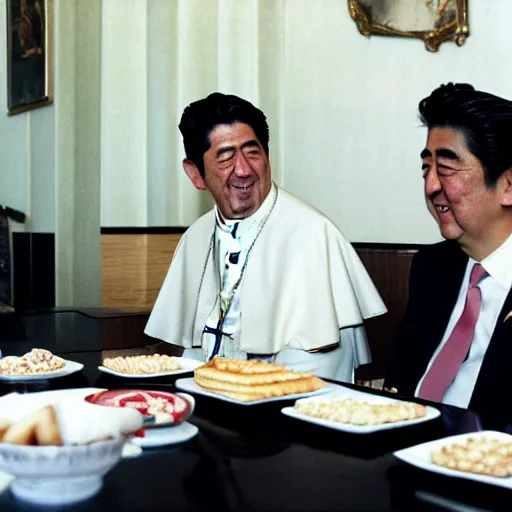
[145,187,386,358]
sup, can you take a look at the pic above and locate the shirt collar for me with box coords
[214,182,277,238]
[478,233,512,291]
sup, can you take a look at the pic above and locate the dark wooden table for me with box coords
[1,311,511,511]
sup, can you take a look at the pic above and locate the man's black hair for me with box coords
[179,93,269,177]
[419,83,512,187]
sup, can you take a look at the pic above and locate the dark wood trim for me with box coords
[101,227,188,235]
[353,244,419,380]
[99,232,429,250]
[13,233,55,310]
[352,242,426,252]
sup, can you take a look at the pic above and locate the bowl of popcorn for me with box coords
[0,390,144,505]
[0,348,66,376]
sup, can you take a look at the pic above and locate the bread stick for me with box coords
[34,405,63,446]
[2,405,62,446]
[2,412,39,445]
[0,418,12,441]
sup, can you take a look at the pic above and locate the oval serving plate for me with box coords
[84,389,194,428]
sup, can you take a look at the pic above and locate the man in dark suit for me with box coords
[386,83,512,416]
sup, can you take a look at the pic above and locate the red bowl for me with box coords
[84,389,194,427]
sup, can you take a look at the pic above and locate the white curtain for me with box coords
[101,0,286,228]
[99,0,509,246]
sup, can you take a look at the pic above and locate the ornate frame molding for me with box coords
[348,0,469,52]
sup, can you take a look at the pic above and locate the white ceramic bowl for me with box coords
[0,437,125,505]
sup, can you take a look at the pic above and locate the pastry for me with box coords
[194,356,325,401]
[102,354,182,375]
[431,437,512,477]
[0,402,143,446]
[295,397,426,425]
[0,418,12,440]
[0,349,65,376]
[2,405,63,446]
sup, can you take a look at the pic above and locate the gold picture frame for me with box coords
[6,0,54,115]
[348,0,469,52]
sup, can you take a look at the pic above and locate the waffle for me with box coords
[295,397,426,425]
[194,356,325,401]
[102,354,182,375]
[431,437,512,477]
[0,349,65,376]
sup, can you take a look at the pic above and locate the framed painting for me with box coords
[6,0,53,115]
[348,0,469,52]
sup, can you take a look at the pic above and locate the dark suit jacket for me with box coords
[386,240,512,417]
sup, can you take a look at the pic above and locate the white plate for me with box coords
[131,421,199,448]
[281,386,441,433]
[175,377,336,405]
[0,360,84,381]
[394,430,512,489]
[98,357,203,378]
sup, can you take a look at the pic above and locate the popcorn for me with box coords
[295,397,426,426]
[432,437,512,478]
[0,349,65,376]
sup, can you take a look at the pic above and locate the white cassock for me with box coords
[145,184,387,383]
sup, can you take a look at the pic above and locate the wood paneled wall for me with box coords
[352,244,420,379]
[101,234,181,310]
[101,234,421,379]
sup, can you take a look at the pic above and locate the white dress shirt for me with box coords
[415,234,512,408]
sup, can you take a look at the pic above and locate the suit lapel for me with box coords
[396,242,468,394]
[431,248,468,343]
[420,244,468,370]
[470,287,512,412]
[497,287,512,324]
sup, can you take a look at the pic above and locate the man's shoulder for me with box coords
[415,239,465,260]
[275,187,340,232]
[277,187,325,215]
[181,209,215,240]
[413,240,468,273]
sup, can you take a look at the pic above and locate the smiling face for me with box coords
[421,127,512,259]
[183,122,272,220]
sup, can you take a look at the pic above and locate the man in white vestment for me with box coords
[145,93,387,382]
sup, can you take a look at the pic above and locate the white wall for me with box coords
[0,0,101,307]
[54,0,102,306]
[2,0,512,305]
[280,1,512,243]
[99,0,512,244]
[0,0,55,233]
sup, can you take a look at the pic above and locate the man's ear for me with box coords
[183,160,207,191]
[500,169,512,206]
